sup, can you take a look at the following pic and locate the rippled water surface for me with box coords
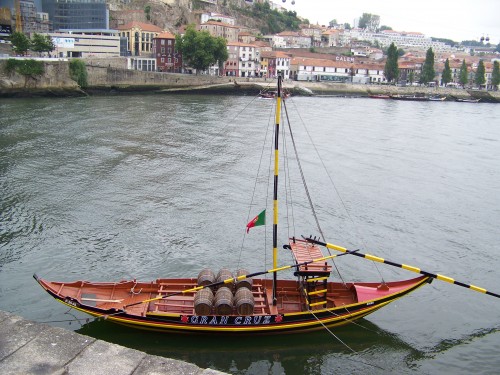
[1,93,499,374]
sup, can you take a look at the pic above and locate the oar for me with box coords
[124,249,359,309]
[304,236,500,299]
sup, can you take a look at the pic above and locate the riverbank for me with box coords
[0,309,227,375]
[1,60,499,102]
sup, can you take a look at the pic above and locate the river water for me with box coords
[1,93,499,374]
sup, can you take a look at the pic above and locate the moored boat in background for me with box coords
[369,94,391,99]
[456,97,481,103]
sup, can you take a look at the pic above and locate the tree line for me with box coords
[384,42,500,88]
[9,32,55,56]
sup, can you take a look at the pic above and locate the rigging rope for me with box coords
[308,309,386,371]
[282,99,347,285]
[284,97,387,284]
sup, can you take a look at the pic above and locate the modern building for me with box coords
[41,0,108,31]
[49,30,120,58]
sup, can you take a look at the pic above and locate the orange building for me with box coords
[117,21,164,56]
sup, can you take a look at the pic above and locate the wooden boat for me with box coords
[259,89,290,99]
[37,75,471,335]
[369,94,391,99]
[391,94,429,101]
[428,95,447,101]
[456,98,480,103]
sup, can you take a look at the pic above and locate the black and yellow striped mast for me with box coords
[272,75,283,306]
[305,237,500,299]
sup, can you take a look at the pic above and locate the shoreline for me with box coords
[1,60,499,101]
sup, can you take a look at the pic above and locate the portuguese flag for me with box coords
[246,209,266,233]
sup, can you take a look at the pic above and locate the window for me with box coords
[168,40,172,45]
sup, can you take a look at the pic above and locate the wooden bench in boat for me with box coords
[289,239,332,277]
[149,281,274,316]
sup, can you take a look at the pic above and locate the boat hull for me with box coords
[34,274,430,334]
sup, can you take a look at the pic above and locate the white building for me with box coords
[346,29,455,52]
[49,30,120,58]
[200,12,235,25]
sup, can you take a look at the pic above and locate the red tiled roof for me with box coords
[156,32,176,39]
[117,21,163,32]
[261,51,292,59]
[290,57,354,68]
[226,41,256,47]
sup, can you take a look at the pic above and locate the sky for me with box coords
[280,0,500,44]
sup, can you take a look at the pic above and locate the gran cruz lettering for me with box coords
[186,315,273,325]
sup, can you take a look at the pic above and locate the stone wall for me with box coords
[0,60,80,96]
[1,59,499,101]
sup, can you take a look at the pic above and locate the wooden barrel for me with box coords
[194,288,214,315]
[235,268,253,290]
[216,268,234,288]
[214,287,234,315]
[197,268,215,287]
[234,287,255,316]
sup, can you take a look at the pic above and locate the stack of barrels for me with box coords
[193,268,255,316]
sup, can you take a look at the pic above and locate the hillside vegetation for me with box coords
[108,0,306,35]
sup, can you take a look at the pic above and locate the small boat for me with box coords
[391,94,429,101]
[369,94,391,99]
[35,76,498,335]
[259,89,290,99]
[428,95,447,101]
[456,98,480,103]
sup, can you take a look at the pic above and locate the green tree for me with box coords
[175,25,228,73]
[441,58,452,85]
[491,61,500,90]
[144,5,151,21]
[30,33,55,56]
[358,13,379,30]
[9,31,31,56]
[474,60,486,87]
[69,59,88,88]
[4,58,44,87]
[383,42,399,83]
[408,70,415,85]
[459,59,468,87]
[420,47,436,84]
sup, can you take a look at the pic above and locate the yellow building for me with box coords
[117,21,164,56]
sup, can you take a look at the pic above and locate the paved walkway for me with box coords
[0,310,228,375]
